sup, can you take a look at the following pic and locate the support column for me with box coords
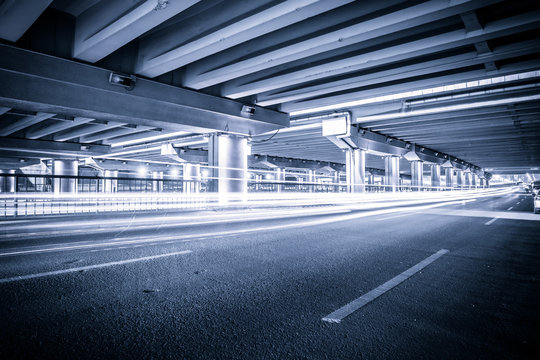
[208,133,248,200]
[472,173,478,188]
[53,160,78,194]
[384,156,400,192]
[456,170,464,189]
[333,171,339,192]
[275,168,284,193]
[307,169,315,193]
[410,160,423,191]
[366,172,374,192]
[102,170,118,192]
[464,170,471,189]
[0,170,16,192]
[346,149,366,193]
[431,164,441,190]
[183,163,200,193]
[152,171,163,192]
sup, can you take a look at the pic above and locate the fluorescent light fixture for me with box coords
[290,69,540,116]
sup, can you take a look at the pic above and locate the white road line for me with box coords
[375,212,419,221]
[485,217,498,225]
[0,250,192,284]
[322,249,449,324]
[418,209,540,222]
[507,206,513,211]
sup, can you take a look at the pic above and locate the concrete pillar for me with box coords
[307,169,315,193]
[333,171,339,192]
[152,171,163,192]
[431,164,441,190]
[456,170,463,189]
[183,163,200,193]
[275,168,284,192]
[410,160,423,191]
[0,169,16,193]
[472,173,478,188]
[53,159,77,194]
[208,134,248,198]
[384,156,400,192]
[102,170,118,192]
[366,173,374,192]
[346,149,366,193]
[464,171,471,189]
[444,167,454,189]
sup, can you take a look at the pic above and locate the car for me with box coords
[535,194,540,214]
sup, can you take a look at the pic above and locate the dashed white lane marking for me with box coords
[0,250,192,284]
[322,249,449,323]
[507,206,514,211]
[419,209,540,222]
[485,217,498,225]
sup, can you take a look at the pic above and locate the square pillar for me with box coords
[346,149,366,193]
[384,156,400,192]
[208,134,248,199]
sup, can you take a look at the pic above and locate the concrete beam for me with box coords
[0,112,55,136]
[79,125,155,143]
[0,44,288,135]
[204,0,500,92]
[0,137,110,157]
[137,0,352,78]
[54,122,127,142]
[223,9,538,98]
[259,39,539,108]
[26,117,95,139]
[0,0,53,42]
[73,0,199,62]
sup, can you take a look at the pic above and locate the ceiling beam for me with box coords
[26,117,95,139]
[79,125,156,143]
[0,0,53,42]
[195,0,502,91]
[136,0,353,78]
[53,121,127,142]
[0,44,288,136]
[0,137,110,157]
[222,10,539,99]
[73,0,200,62]
[257,39,540,107]
[0,112,55,136]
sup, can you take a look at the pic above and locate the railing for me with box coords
[0,173,489,217]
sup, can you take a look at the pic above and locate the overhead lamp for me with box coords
[109,72,136,90]
[241,105,256,117]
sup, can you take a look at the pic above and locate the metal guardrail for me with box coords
[0,173,488,217]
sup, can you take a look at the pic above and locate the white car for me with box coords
[535,194,540,214]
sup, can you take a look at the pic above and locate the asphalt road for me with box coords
[0,190,539,359]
